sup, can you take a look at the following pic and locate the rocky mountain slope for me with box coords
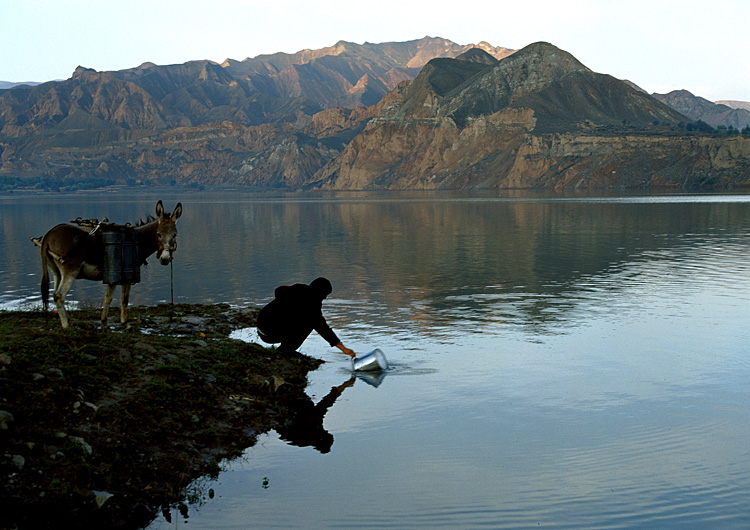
[0,37,513,136]
[314,43,750,190]
[1,39,749,190]
[220,38,514,109]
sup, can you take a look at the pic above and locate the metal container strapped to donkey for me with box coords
[102,228,140,285]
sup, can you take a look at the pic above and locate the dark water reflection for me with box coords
[275,376,355,454]
[3,191,750,529]
[4,192,750,330]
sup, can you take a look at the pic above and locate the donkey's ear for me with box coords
[172,203,182,220]
[156,200,165,219]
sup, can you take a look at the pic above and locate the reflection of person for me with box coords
[257,277,355,357]
[276,377,355,453]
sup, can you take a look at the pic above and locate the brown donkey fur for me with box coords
[36,200,182,329]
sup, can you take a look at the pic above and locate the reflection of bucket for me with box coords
[352,348,388,372]
[355,370,387,388]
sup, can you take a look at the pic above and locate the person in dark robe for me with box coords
[257,277,355,357]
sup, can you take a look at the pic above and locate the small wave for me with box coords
[0,294,45,312]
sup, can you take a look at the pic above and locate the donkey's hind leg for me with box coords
[53,272,77,329]
[47,258,63,304]
[101,283,117,328]
[119,284,131,326]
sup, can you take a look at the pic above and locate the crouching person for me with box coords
[257,277,355,357]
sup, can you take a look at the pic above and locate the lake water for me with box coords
[2,190,750,529]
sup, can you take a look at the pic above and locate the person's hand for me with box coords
[336,343,355,357]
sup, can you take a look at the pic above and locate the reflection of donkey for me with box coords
[33,200,182,329]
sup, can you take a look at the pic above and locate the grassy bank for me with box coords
[0,304,323,530]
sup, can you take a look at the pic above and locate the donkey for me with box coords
[35,200,182,329]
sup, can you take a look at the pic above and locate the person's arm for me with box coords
[312,311,345,350]
[335,343,355,357]
[308,294,353,357]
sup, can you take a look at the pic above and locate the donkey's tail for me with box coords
[40,238,50,312]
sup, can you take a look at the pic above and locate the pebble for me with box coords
[134,341,157,354]
[0,410,13,430]
[92,490,113,508]
[70,436,93,455]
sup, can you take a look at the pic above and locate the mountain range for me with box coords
[1,37,748,190]
[314,44,749,190]
[0,37,512,133]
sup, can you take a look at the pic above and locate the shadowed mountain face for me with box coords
[1,40,749,191]
[388,43,686,131]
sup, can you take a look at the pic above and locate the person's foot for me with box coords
[257,330,274,344]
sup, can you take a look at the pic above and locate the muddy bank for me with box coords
[0,304,325,530]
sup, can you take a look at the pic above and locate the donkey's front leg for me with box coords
[120,284,131,326]
[101,283,117,328]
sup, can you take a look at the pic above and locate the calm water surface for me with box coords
[2,190,750,529]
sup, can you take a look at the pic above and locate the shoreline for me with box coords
[0,303,324,530]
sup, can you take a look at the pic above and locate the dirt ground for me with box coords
[0,304,325,530]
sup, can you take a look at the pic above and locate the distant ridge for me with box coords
[717,100,750,111]
[0,81,42,89]
[653,90,750,129]
[211,36,514,108]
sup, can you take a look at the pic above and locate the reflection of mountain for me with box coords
[169,196,750,334]
[6,196,750,334]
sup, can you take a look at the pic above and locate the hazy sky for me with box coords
[2,0,748,102]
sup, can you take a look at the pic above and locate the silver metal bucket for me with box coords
[351,348,388,372]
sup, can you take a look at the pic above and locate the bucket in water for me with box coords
[351,348,388,372]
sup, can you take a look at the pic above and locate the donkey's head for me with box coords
[155,200,183,265]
